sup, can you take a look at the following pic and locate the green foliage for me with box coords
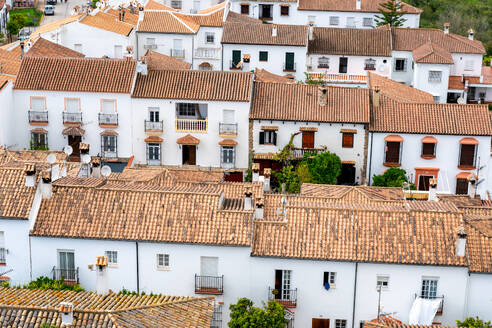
[457,317,492,328]
[0,32,5,44]
[10,9,43,27]
[372,167,409,187]
[117,288,155,296]
[1,281,10,288]
[273,165,303,194]
[302,151,342,185]
[6,20,22,37]
[228,298,286,328]
[274,133,299,166]
[302,72,324,85]
[375,0,407,27]
[30,139,49,150]
[23,276,84,292]
[484,56,491,66]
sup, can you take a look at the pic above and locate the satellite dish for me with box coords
[457,97,465,104]
[81,154,91,164]
[46,153,57,165]
[64,145,73,156]
[96,1,102,8]
[101,165,112,178]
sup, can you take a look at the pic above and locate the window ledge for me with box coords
[342,146,354,149]
[283,69,296,72]
[421,155,436,160]
[458,165,475,170]
[364,68,376,71]
[383,162,401,167]
[108,264,118,268]
[157,266,171,271]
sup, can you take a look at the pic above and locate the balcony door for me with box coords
[58,250,75,280]
[201,256,218,277]
[68,135,81,161]
[302,131,315,148]
[275,269,291,300]
[285,52,295,71]
[182,145,196,165]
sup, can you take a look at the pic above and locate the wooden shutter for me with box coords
[272,131,277,145]
[313,319,330,328]
[302,132,315,148]
[418,175,431,191]
[342,133,354,148]
[456,179,468,194]
[385,142,400,163]
[285,52,295,71]
[459,144,475,167]
[232,50,241,65]
[259,131,265,144]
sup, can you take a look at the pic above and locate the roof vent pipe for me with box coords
[443,22,450,34]
[318,86,328,106]
[24,163,36,187]
[468,29,474,40]
[456,227,467,257]
[252,163,260,182]
[308,22,314,41]
[41,172,52,199]
[263,168,271,192]
[255,198,264,219]
[372,86,380,108]
[356,0,361,10]
[244,186,253,211]
[272,24,277,37]
[428,178,438,201]
[59,302,74,326]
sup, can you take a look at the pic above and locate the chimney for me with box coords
[372,86,380,108]
[456,226,467,257]
[91,158,101,178]
[468,174,478,199]
[125,45,134,58]
[244,186,253,211]
[255,198,264,219]
[356,0,361,10]
[41,171,52,199]
[137,60,148,76]
[95,256,109,295]
[272,24,277,37]
[443,22,450,34]
[121,9,125,22]
[468,29,474,40]
[24,163,36,187]
[138,6,144,22]
[308,22,314,41]
[318,86,328,106]
[80,142,90,155]
[428,178,438,201]
[263,168,271,192]
[20,41,25,60]
[59,302,74,326]
[252,163,260,182]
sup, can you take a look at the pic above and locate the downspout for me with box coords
[135,32,139,59]
[351,262,359,328]
[191,37,194,68]
[368,132,374,185]
[29,235,33,281]
[135,241,140,293]
[221,44,224,71]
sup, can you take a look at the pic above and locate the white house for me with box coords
[221,22,308,80]
[229,0,421,28]
[0,0,7,36]
[160,0,225,13]
[0,78,14,147]
[12,57,136,161]
[131,69,253,172]
[250,81,370,185]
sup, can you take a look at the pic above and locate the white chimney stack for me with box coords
[41,172,52,199]
[59,302,74,326]
[428,178,438,201]
[263,168,271,192]
[468,29,474,40]
[91,158,101,178]
[244,187,253,211]
[24,164,36,187]
[443,22,450,34]
[137,61,148,76]
[308,22,314,41]
[356,0,361,10]
[272,24,278,37]
[252,163,260,182]
[318,86,328,106]
[95,256,109,295]
[372,86,380,108]
[468,174,478,199]
[255,198,264,219]
[456,227,467,257]
[138,5,144,22]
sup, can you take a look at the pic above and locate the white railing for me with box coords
[144,44,157,49]
[194,48,219,59]
[171,49,185,58]
[175,118,208,132]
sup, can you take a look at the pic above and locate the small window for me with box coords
[385,141,401,164]
[342,133,354,148]
[105,251,118,265]
[177,103,198,117]
[428,71,442,83]
[147,143,161,162]
[31,132,48,149]
[421,278,438,298]
[339,57,348,74]
[221,146,235,166]
[422,142,436,157]
[101,99,116,113]
[205,32,215,44]
[318,56,329,69]
[363,17,373,27]
[259,51,268,62]
[433,96,440,103]
[74,43,82,53]
[364,58,376,70]
[146,38,156,48]
[101,135,117,157]
[66,98,80,113]
[459,144,476,167]
[346,17,355,28]
[114,45,123,58]
[329,16,339,26]
[149,107,160,122]
[456,178,468,195]
[336,319,347,328]
[31,97,46,110]
[0,232,5,265]
[157,253,170,268]
[323,271,336,288]
[259,130,277,145]
[394,58,406,72]
[170,0,181,9]
[280,5,289,16]
[240,4,249,15]
[376,275,389,289]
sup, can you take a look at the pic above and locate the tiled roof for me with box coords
[300,184,404,201]
[26,37,85,58]
[221,23,308,46]
[389,27,485,54]
[0,287,213,328]
[308,27,392,57]
[370,95,492,135]
[466,216,492,273]
[177,134,200,145]
[364,321,456,328]
[0,48,21,77]
[306,73,367,84]
[448,75,482,90]
[14,57,136,93]
[0,166,38,219]
[132,70,252,101]
[367,72,434,103]
[250,82,370,123]
[175,9,224,27]
[105,7,139,26]
[80,12,135,36]
[481,66,492,84]
[144,0,176,11]
[197,1,226,14]
[0,77,10,91]
[138,11,199,33]
[412,40,454,64]
[225,11,263,24]
[143,49,190,70]
[29,14,83,42]
[255,68,295,83]
[297,0,422,13]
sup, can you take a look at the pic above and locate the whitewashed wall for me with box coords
[450,54,482,77]
[0,219,32,285]
[162,0,223,13]
[193,26,223,70]
[390,51,414,85]
[136,31,194,63]
[413,63,450,103]
[307,54,392,77]
[0,81,13,148]
[467,273,492,321]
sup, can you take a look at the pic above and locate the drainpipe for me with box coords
[368,132,374,185]
[135,241,140,293]
[351,262,359,328]
[29,235,33,281]
[191,37,194,68]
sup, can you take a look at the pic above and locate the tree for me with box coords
[303,151,342,185]
[6,13,26,40]
[457,317,492,328]
[372,167,409,187]
[375,0,407,27]
[228,298,286,328]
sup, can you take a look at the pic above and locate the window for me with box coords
[433,96,440,103]
[259,51,268,62]
[259,4,272,19]
[376,275,389,289]
[177,103,198,117]
[105,251,118,265]
[205,32,215,44]
[394,58,406,72]
[232,50,241,67]
[456,178,468,194]
[172,39,184,57]
[464,60,474,71]
[149,108,160,122]
[221,146,235,166]
[74,43,82,53]
[259,130,277,145]
[157,253,170,268]
[274,269,292,300]
[211,304,223,328]
[101,135,117,157]
[422,142,436,157]
[323,271,336,289]
[240,4,249,15]
[145,37,156,49]
[114,45,122,58]
[284,52,295,71]
[385,141,401,164]
[31,132,48,149]
[147,143,161,163]
[31,97,45,110]
[200,256,218,276]
[363,17,373,27]
[313,319,330,328]
[65,98,80,113]
[0,232,5,265]
[318,56,329,69]
[459,144,476,167]
[346,17,355,27]
[170,0,181,9]
[421,278,438,298]
[342,133,354,148]
[302,131,315,148]
[428,71,442,83]
[101,99,116,113]
[339,57,348,74]
[364,58,376,70]
[329,16,339,26]
[336,319,347,328]
[280,5,289,16]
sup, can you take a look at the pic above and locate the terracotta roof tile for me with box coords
[80,12,135,36]
[105,7,139,25]
[143,49,190,70]
[26,37,85,58]
[175,9,224,27]
[0,167,39,219]
[368,72,434,103]
[14,57,136,93]
[29,14,83,42]
[298,0,422,13]
[481,66,492,84]
[177,134,200,145]
[144,0,176,11]
[250,82,370,123]
[138,11,198,33]
[222,22,308,46]
[412,40,454,64]
[255,68,295,83]
[365,321,456,328]
[197,1,225,14]
[465,216,492,272]
[308,27,392,57]
[370,95,492,135]
[225,11,262,24]
[300,184,404,201]
[0,48,21,76]
[132,70,252,101]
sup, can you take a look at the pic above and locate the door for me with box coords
[338,163,356,185]
[339,57,348,73]
[313,319,330,328]
[232,50,241,66]
[200,256,218,290]
[68,135,81,161]
[302,131,315,148]
[182,145,196,165]
[173,39,183,57]
[274,270,291,300]
[418,175,432,191]
[58,251,75,280]
[285,52,295,71]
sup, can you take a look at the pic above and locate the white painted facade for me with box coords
[467,273,492,321]
[367,132,492,197]
[222,43,307,80]
[306,54,392,78]
[0,81,13,148]
[0,219,32,285]
[162,0,224,13]
[413,63,450,103]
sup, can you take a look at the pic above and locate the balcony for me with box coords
[99,113,118,126]
[415,294,444,315]
[171,49,185,58]
[195,274,224,295]
[230,60,243,70]
[219,123,238,136]
[283,62,296,72]
[28,111,48,124]
[194,48,219,59]
[268,287,297,307]
[63,112,82,125]
[144,44,157,50]
[0,248,5,265]
[176,118,208,133]
[291,146,327,159]
[52,266,79,285]
[145,120,163,132]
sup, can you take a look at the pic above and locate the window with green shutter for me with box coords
[259,51,268,61]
